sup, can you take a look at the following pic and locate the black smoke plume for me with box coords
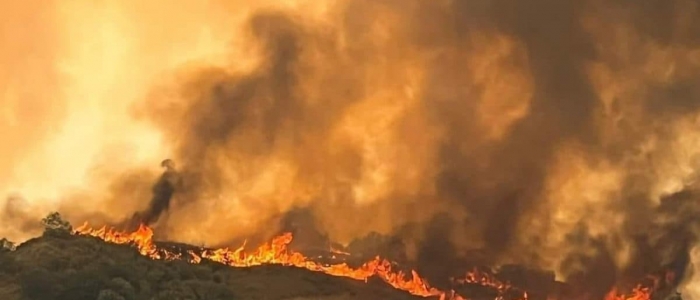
[127,159,182,228]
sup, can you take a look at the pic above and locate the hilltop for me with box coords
[0,231,424,300]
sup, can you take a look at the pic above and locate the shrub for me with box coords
[41,212,73,238]
[0,252,19,274]
[109,277,136,300]
[55,270,110,300]
[19,267,61,300]
[97,289,126,300]
[0,238,16,252]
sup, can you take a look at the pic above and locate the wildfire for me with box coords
[604,286,652,300]
[330,245,351,256]
[73,222,658,300]
[452,268,528,298]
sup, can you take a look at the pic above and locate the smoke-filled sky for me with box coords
[1,0,699,297]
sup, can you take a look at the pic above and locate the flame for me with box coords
[75,222,453,297]
[604,286,652,300]
[74,222,661,300]
[330,245,351,256]
[452,268,529,298]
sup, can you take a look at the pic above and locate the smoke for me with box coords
[125,159,181,227]
[0,0,67,239]
[2,0,700,296]
[687,246,700,298]
[0,0,242,239]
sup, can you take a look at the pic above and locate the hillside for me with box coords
[0,232,424,300]
[0,213,681,300]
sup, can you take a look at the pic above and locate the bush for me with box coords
[109,278,136,300]
[135,280,152,299]
[55,270,110,300]
[0,252,19,274]
[0,238,16,252]
[19,267,62,300]
[41,212,73,238]
[97,289,126,300]
[187,280,237,300]
[154,287,196,300]
[146,267,165,282]
[104,264,139,284]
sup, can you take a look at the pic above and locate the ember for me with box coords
[74,222,664,300]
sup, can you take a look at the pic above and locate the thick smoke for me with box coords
[137,0,700,295]
[2,0,700,297]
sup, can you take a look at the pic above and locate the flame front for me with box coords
[604,286,652,300]
[74,222,656,300]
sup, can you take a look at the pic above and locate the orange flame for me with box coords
[603,286,652,300]
[330,245,351,256]
[452,267,529,299]
[73,222,660,300]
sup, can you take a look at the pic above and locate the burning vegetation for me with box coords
[0,214,428,300]
[52,214,683,300]
[0,213,683,300]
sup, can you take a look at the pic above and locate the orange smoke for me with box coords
[1,0,699,297]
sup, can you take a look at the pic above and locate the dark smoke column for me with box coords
[139,159,182,226]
